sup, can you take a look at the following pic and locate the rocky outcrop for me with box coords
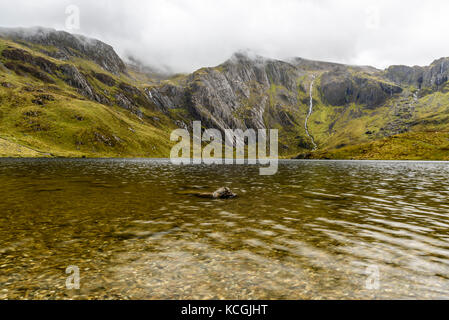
[0,27,126,74]
[148,53,305,131]
[92,72,116,86]
[149,84,187,111]
[2,48,59,75]
[182,187,237,199]
[58,64,96,99]
[384,57,449,90]
[4,61,56,83]
[320,70,402,108]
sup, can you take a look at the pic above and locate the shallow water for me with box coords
[1,159,449,299]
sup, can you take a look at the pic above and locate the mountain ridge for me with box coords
[1,27,449,159]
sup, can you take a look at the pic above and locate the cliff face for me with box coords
[150,53,306,133]
[384,57,449,90]
[147,52,415,153]
[1,27,449,158]
[320,70,403,108]
[0,27,126,74]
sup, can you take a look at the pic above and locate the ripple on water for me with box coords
[0,159,449,299]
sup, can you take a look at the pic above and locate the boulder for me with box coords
[212,187,237,199]
[181,187,238,199]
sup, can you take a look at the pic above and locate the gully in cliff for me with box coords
[170,121,279,175]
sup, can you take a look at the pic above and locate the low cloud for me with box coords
[1,0,449,73]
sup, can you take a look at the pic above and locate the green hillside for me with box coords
[2,28,449,160]
[0,37,176,158]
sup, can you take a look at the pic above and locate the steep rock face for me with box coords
[115,82,153,117]
[0,27,125,74]
[383,65,424,87]
[384,57,449,89]
[92,72,116,86]
[149,85,187,111]
[423,58,449,88]
[59,64,99,101]
[320,70,402,108]
[149,53,304,131]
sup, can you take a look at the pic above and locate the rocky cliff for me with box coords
[0,27,125,74]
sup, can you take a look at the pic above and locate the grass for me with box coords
[0,82,177,157]
[0,38,179,158]
[0,137,44,157]
[308,131,449,160]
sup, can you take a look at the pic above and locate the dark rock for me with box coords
[31,99,44,105]
[118,82,152,109]
[4,61,55,83]
[2,48,35,64]
[202,187,237,199]
[93,131,116,147]
[115,93,143,118]
[58,64,107,104]
[119,82,141,95]
[93,72,116,86]
[184,187,238,199]
[35,94,55,101]
[1,82,15,88]
[22,86,35,92]
[320,70,402,108]
[212,187,237,199]
[23,110,42,117]
[1,48,58,74]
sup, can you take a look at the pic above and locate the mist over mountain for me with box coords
[2,0,449,73]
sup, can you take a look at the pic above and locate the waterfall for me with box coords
[413,89,420,102]
[305,76,318,150]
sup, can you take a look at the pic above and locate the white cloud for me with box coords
[1,0,449,72]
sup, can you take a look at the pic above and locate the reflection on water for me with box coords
[1,159,449,299]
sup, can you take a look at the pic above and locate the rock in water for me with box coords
[186,187,237,199]
[212,187,237,199]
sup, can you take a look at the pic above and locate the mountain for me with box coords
[1,27,449,159]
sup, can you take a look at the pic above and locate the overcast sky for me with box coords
[1,0,449,73]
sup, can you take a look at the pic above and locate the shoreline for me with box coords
[2,156,449,163]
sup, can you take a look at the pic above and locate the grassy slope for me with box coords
[0,137,42,157]
[310,131,449,160]
[0,38,176,158]
[234,69,449,160]
[287,71,449,160]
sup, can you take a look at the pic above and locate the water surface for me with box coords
[1,159,449,299]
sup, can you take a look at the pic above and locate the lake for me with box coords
[1,159,449,299]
